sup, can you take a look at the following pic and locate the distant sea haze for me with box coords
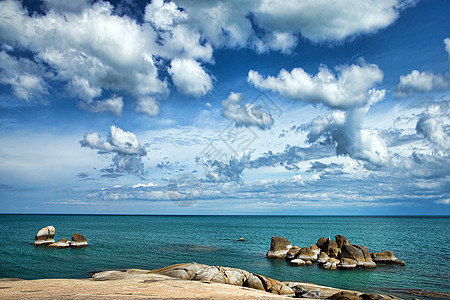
[1,215,449,297]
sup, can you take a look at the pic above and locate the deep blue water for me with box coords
[0,215,449,298]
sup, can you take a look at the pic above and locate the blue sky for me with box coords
[0,0,449,215]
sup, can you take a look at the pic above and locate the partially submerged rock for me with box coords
[371,251,397,263]
[285,246,300,260]
[34,226,55,245]
[338,258,358,269]
[266,236,292,259]
[290,258,306,266]
[71,233,88,247]
[341,245,376,269]
[298,247,318,261]
[49,238,70,248]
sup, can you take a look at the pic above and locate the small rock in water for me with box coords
[34,226,55,245]
[237,238,245,241]
[49,238,70,248]
[290,258,306,266]
[266,236,292,259]
[71,233,88,247]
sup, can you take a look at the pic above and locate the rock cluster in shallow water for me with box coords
[34,226,88,248]
[266,235,405,269]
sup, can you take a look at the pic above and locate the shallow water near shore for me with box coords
[0,215,449,299]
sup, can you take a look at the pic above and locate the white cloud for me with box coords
[168,58,213,98]
[79,95,124,116]
[248,60,384,109]
[132,182,158,188]
[394,70,450,98]
[80,125,146,156]
[436,198,450,205]
[0,51,48,101]
[204,149,253,183]
[136,97,160,117]
[221,92,274,130]
[416,101,450,155]
[445,38,450,57]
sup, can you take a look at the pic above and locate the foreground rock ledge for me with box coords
[0,263,402,300]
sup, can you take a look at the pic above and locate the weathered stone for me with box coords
[34,226,55,245]
[298,247,318,261]
[266,236,292,259]
[317,237,327,249]
[318,252,330,265]
[285,246,300,260]
[70,233,88,247]
[371,251,397,263]
[310,244,321,256]
[338,258,357,269]
[49,238,70,248]
[327,291,362,300]
[323,258,340,270]
[360,293,402,300]
[244,274,265,291]
[335,235,351,248]
[153,263,208,280]
[395,260,406,266]
[328,247,341,258]
[290,258,306,266]
[341,245,376,268]
[321,237,340,256]
[305,260,313,265]
[192,266,250,286]
[254,274,295,295]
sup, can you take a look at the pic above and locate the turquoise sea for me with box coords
[0,215,449,299]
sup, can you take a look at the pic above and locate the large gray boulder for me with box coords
[266,236,292,259]
[34,226,55,245]
[341,245,376,269]
[70,233,88,247]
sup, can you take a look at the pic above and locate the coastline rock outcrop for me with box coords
[266,236,292,259]
[34,226,55,245]
[71,233,88,247]
[267,234,404,271]
[49,238,70,248]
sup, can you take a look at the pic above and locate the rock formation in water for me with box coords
[71,233,88,247]
[268,234,405,271]
[34,225,55,245]
[49,238,70,248]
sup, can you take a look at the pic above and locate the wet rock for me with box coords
[237,238,245,241]
[266,236,292,259]
[371,251,397,263]
[290,258,306,266]
[34,226,55,246]
[70,233,88,247]
[49,238,70,248]
[306,260,313,265]
[338,258,357,269]
[298,247,318,261]
[323,258,340,270]
[395,260,406,266]
[285,246,300,260]
[318,252,330,265]
[335,235,351,248]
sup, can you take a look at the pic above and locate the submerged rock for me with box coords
[34,226,55,245]
[70,233,88,247]
[49,238,70,248]
[290,258,306,266]
[395,260,406,266]
[371,251,397,263]
[266,236,292,259]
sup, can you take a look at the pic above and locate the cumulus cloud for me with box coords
[394,70,450,98]
[168,58,213,98]
[79,95,124,116]
[248,60,384,109]
[80,125,147,176]
[203,149,253,183]
[221,92,274,130]
[416,101,450,155]
[0,51,48,101]
[136,97,160,117]
[445,38,450,57]
[306,108,390,167]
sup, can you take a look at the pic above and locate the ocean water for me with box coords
[0,215,449,298]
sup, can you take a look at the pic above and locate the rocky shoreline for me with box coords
[0,263,403,299]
